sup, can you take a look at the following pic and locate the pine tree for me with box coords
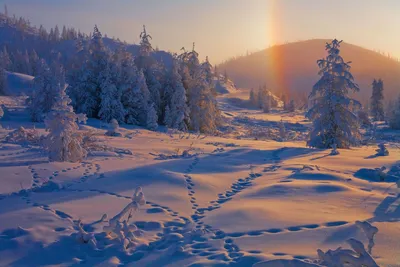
[278,119,287,141]
[287,100,295,112]
[370,79,385,121]
[53,25,60,42]
[123,69,150,126]
[163,59,189,130]
[306,39,361,149]
[29,50,40,76]
[98,62,125,123]
[249,88,257,107]
[68,25,110,118]
[44,84,87,162]
[146,103,158,130]
[27,59,61,121]
[0,64,7,95]
[389,95,400,129]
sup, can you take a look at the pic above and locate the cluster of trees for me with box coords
[0,46,44,77]
[28,25,221,134]
[307,39,400,149]
[368,78,400,129]
[249,85,283,113]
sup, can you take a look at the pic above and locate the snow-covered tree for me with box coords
[0,64,6,95]
[306,39,361,149]
[388,95,400,129]
[135,26,162,117]
[249,88,257,107]
[27,59,60,121]
[44,83,87,162]
[123,68,150,126]
[179,45,220,133]
[375,143,389,156]
[29,50,40,76]
[105,119,122,137]
[146,103,158,131]
[278,119,286,141]
[287,100,295,112]
[98,62,125,123]
[370,79,385,121]
[68,25,110,118]
[163,59,189,131]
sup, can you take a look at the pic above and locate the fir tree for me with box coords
[27,59,61,121]
[306,39,361,149]
[370,79,385,121]
[388,95,400,129]
[68,25,110,118]
[44,84,87,162]
[249,88,257,107]
[163,59,189,130]
[98,62,125,123]
[146,103,158,130]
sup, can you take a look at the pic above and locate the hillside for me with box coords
[219,39,400,102]
[5,72,34,96]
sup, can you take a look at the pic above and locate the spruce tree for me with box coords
[389,95,400,129]
[370,79,385,121]
[307,39,361,149]
[27,59,61,122]
[163,59,189,131]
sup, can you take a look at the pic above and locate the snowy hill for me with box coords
[219,39,400,102]
[5,71,34,95]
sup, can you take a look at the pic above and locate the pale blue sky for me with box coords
[1,0,399,63]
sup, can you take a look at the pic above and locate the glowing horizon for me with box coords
[2,0,400,65]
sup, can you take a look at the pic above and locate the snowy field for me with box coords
[0,92,399,267]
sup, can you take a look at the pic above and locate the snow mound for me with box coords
[214,75,237,94]
[5,72,34,96]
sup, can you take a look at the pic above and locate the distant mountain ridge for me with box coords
[219,39,400,102]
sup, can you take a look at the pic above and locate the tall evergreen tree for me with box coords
[27,59,64,122]
[307,39,361,148]
[388,95,400,129]
[98,62,125,123]
[370,79,385,121]
[163,59,189,131]
[68,25,110,118]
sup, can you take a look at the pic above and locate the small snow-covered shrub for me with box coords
[105,118,122,137]
[5,126,43,145]
[75,220,97,248]
[317,221,379,267]
[103,187,146,251]
[375,143,389,156]
[278,119,287,141]
[355,221,378,254]
[317,238,378,267]
[330,143,340,155]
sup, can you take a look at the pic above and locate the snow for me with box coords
[0,84,399,266]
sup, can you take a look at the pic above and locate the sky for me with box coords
[1,0,400,64]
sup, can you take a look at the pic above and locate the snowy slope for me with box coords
[214,75,237,95]
[0,91,399,266]
[4,71,34,96]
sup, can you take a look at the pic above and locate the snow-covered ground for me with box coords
[0,90,399,267]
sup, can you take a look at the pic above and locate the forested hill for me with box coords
[219,39,400,102]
